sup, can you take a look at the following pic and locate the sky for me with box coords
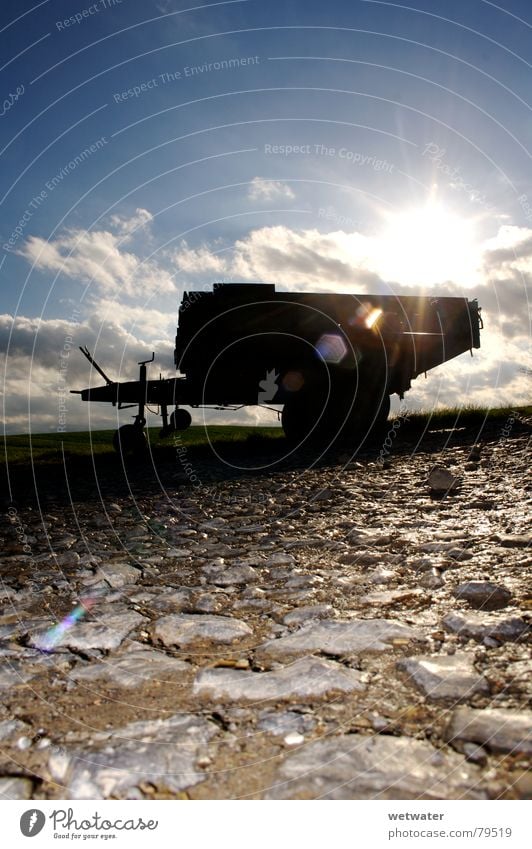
[1,0,531,434]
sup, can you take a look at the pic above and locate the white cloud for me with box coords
[10,215,531,432]
[108,207,154,241]
[19,212,175,297]
[248,177,295,202]
[0,312,176,433]
[232,225,380,288]
[171,240,228,275]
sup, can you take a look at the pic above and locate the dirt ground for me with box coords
[1,416,530,800]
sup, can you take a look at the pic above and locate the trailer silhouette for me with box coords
[72,283,482,453]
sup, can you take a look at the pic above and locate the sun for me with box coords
[377,202,479,286]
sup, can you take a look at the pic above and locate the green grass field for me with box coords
[1,426,285,466]
[2,406,529,466]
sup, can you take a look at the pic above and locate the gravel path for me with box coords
[1,423,530,800]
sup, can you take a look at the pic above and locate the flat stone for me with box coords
[96,563,141,588]
[453,582,512,610]
[282,605,334,626]
[445,707,532,755]
[443,612,529,643]
[208,565,258,587]
[70,650,190,688]
[427,466,461,493]
[255,619,422,662]
[264,553,296,567]
[54,551,81,567]
[30,612,146,652]
[360,589,426,607]
[152,614,253,648]
[0,663,34,689]
[51,713,216,799]
[0,776,33,799]
[257,711,316,737]
[0,719,31,741]
[497,534,530,548]
[397,654,489,702]
[265,735,484,799]
[194,656,366,702]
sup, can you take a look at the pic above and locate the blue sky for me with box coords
[1,0,531,432]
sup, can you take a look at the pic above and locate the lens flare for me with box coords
[315,333,348,364]
[37,595,97,652]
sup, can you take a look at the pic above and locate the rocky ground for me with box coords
[1,418,531,800]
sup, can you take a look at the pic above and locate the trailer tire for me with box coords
[341,392,390,444]
[112,424,147,457]
[281,375,390,448]
[170,409,192,430]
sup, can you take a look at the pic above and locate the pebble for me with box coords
[443,612,529,643]
[446,707,532,756]
[453,581,512,610]
[96,562,141,587]
[207,565,259,587]
[255,618,423,662]
[282,605,334,626]
[53,713,217,799]
[152,613,253,648]
[0,776,33,799]
[397,654,489,702]
[257,711,315,737]
[30,612,146,652]
[427,466,461,493]
[193,655,366,702]
[496,534,530,548]
[265,735,484,799]
[70,650,190,688]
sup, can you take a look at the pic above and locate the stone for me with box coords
[255,618,422,662]
[443,612,529,643]
[0,719,31,741]
[453,582,512,610]
[257,711,316,737]
[264,553,296,567]
[462,743,488,766]
[427,466,461,493]
[52,713,216,799]
[282,605,334,626]
[0,776,33,799]
[70,650,190,688]
[445,707,532,756]
[208,565,258,587]
[152,614,253,648]
[265,735,484,799]
[360,589,426,607]
[497,534,530,548]
[397,654,489,702]
[0,663,34,689]
[194,656,366,703]
[55,551,81,567]
[96,563,141,588]
[30,612,146,652]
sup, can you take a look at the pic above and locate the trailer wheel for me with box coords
[341,392,390,443]
[112,424,147,457]
[282,376,390,447]
[281,382,331,444]
[170,409,192,430]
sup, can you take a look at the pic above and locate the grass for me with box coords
[2,406,529,467]
[396,404,531,432]
[1,426,284,466]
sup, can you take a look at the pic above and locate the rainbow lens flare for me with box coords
[37,596,97,652]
